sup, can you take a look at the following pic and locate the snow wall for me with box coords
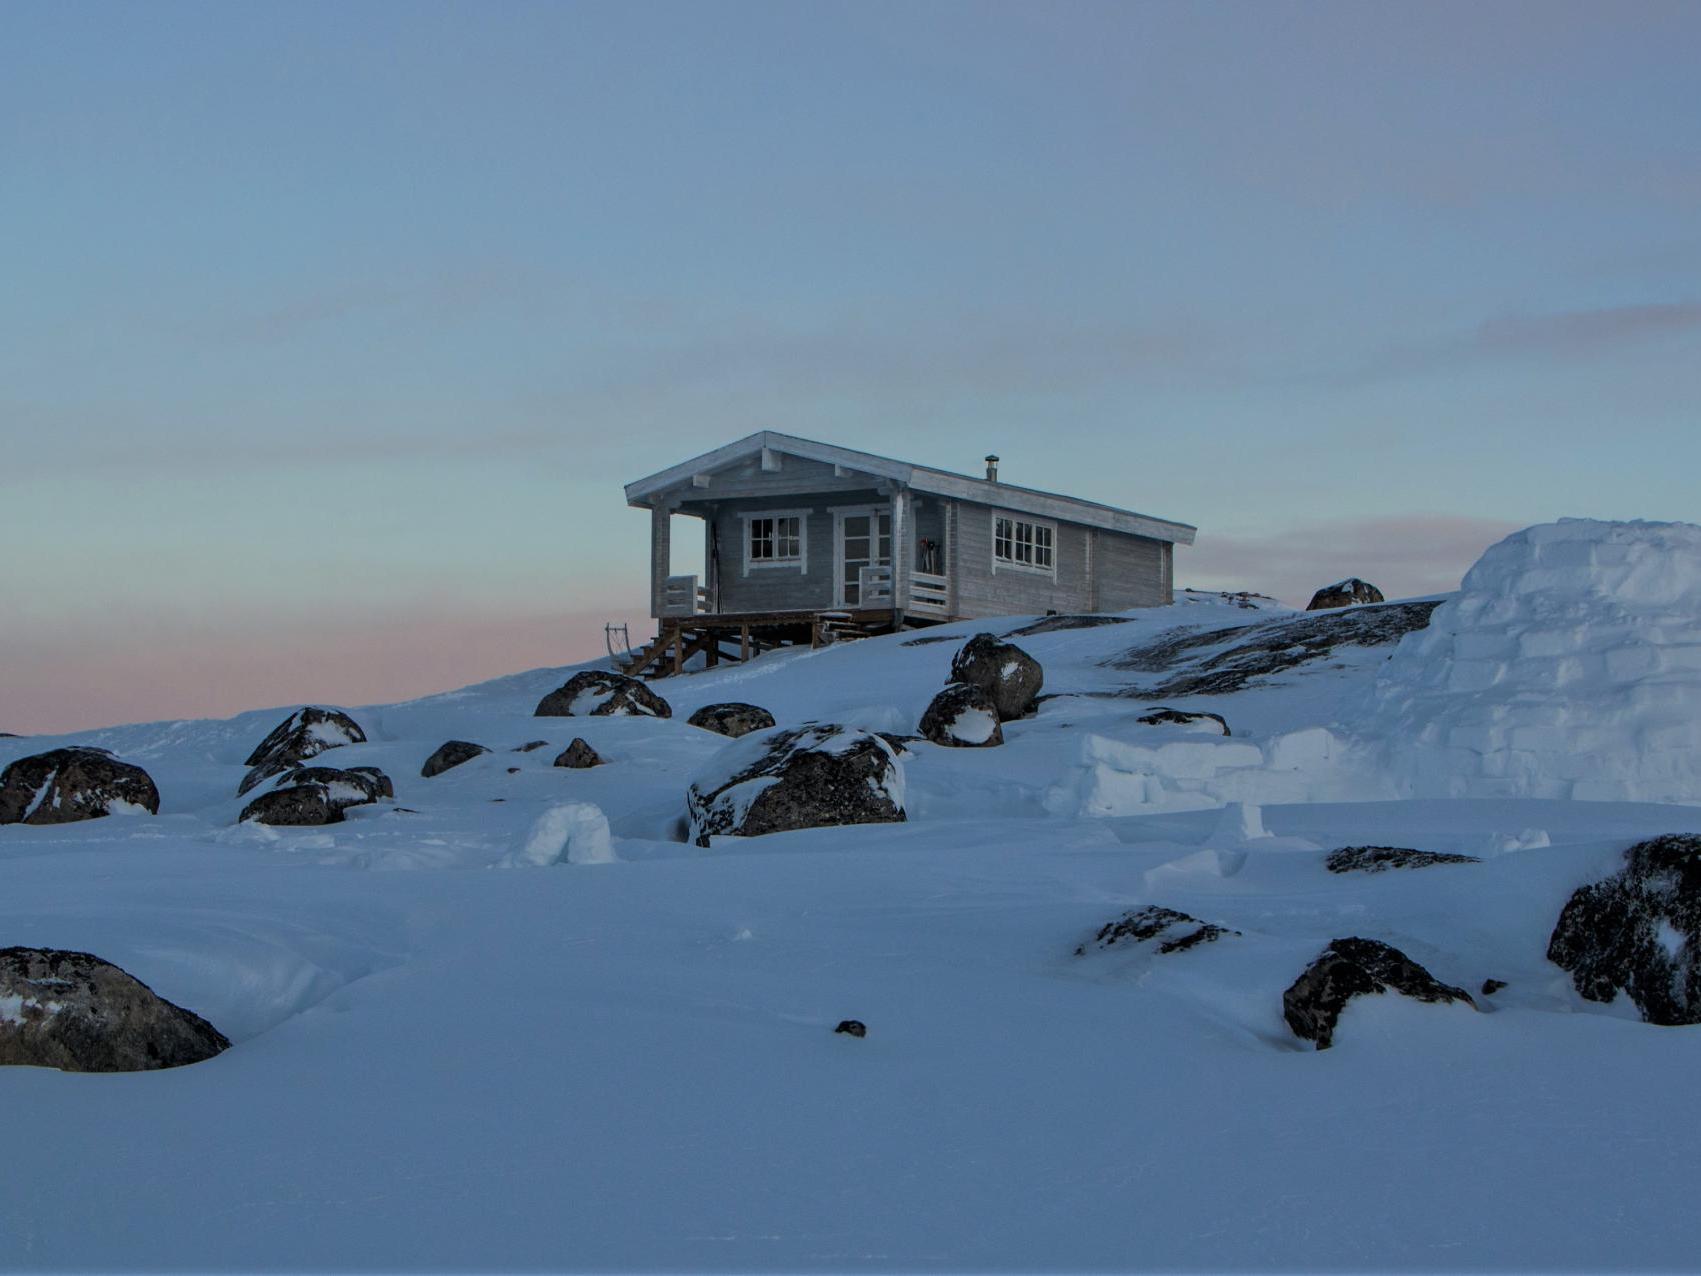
[1364,518,1701,803]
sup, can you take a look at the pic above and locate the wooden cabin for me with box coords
[620,431,1196,676]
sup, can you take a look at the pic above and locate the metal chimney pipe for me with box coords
[985,454,1000,482]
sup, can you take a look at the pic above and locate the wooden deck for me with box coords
[621,608,917,679]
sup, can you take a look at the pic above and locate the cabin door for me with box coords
[835,508,892,607]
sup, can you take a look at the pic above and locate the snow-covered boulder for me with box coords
[685,724,905,847]
[1548,834,1701,1026]
[238,707,365,796]
[1324,846,1480,874]
[553,738,604,769]
[1136,707,1230,736]
[0,947,229,1072]
[918,683,1003,747]
[535,671,671,719]
[1307,578,1384,610]
[239,782,345,826]
[1365,519,1701,802]
[1283,937,1475,1050]
[1074,906,1238,957]
[948,633,1043,721]
[499,802,615,867]
[278,765,393,806]
[687,702,777,738]
[0,747,160,825]
[421,740,490,778]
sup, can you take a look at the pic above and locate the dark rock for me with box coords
[1283,937,1474,1050]
[1109,600,1440,698]
[506,767,520,774]
[514,740,550,753]
[1306,578,1385,611]
[834,1019,867,1038]
[1075,905,1239,957]
[1006,614,1133,637]
[875,733,922,755]
[278,765,391,807]
[421,741,490,778]
[948,633,1043,721]
[0,748,160,825]
[238,707,366,796]
[1135,707,1231,736]
[553,739,604,769]
[0,947,229,1072]
[687,702,777,738]
[917,683,1004,748]
[534,671,671,718]
[239,783,344,826]
[1481,979,1508,996]
[1547,834,1701,1025]
[1325,845,1482,874]
[686,724,905,847]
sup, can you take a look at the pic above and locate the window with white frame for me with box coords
[992,511,1055,573]
[743,510,807,571]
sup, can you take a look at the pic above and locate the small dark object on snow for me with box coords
[1135,707,1231,736]
[1307,578,1385,611]
[506,767,520,774]
[421,740,490,778]
[0,747,160,825]
[1075,905,1238,957]
[0,947,229,1072]
[1325,845,1481,874]
[687,702,778,738]
[554,738,604,769]
[1547,833,1701,1025]
[918,683,1004,748]
[1006,614,1133,637]
[834,1020,867,1038]
[1481,979,1508,996]
[515,740,550,753]
[239,783,344,826]
[238,707,366,795]
[535,670,671,718]
[949,633,1043,721]
[1283,936,1474,1050]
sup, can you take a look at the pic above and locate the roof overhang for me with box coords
[625,430,1196,545]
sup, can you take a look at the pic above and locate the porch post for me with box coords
[650,505,670,619]
[890,488,911,623]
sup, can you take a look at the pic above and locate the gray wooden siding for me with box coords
[683,489,888,614]
[950,497,1170,617]
[682,453,883,503]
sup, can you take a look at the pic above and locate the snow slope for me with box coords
[4,521,1701,1272]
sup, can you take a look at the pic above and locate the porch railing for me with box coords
[909,571,949,617]
[857,565,893,606]
[660,573,709,617]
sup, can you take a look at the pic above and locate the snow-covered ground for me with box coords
[5,519,1701,1271]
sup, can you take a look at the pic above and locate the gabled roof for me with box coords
[625,431,1197,545]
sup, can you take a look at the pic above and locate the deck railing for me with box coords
[660,574,709,617]
[909,570,949,617]
[857,565,893,606]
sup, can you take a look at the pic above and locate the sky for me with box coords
[3,0,1699,734]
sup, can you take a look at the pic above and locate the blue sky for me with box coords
[3,0,1698,732]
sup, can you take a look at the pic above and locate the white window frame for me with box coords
[740,508,809,575]
[990,509,1057,577]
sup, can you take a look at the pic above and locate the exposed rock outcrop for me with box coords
[834,1019,867,1038]
[239,783,345,826]
[1283,937,1474,1050]
[1307,578,1385,610]
[421,741,490,778]
[1325,845,1481,874]
[0,947,229,1072]
[535,670,671,718]
[1075,906,1238,957]
[238,708,366,796]
[514,740,550,753]
[553,739,604,769]
[686,724,905,847]
[0,748,160,825]
[918,683,1004,748]
[949,633,1043,721]
[687,703,777,739]
[1547,834,1701,1025]
[278,765,393,807]
[1135,708,1231,736]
